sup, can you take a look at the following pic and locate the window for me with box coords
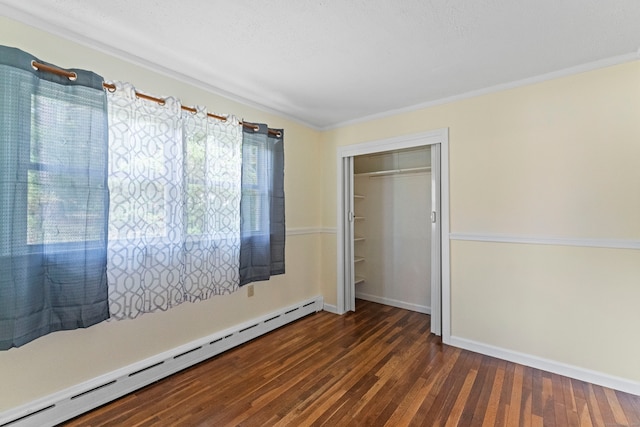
[240,143,263,234]
[107,110,179,242]
[27,94,107,246]
[184,130,242,239]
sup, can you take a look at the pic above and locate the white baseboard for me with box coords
[449,336,640,397]
[355,292,431,315]
[322,303,339,314]
[0,296,324,427]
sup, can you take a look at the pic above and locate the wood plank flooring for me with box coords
[65,300,640,426]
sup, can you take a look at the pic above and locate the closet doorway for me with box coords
[336,129,450,337]
[353,147,432,314]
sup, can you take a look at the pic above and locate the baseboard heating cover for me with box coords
[0,296,324,427]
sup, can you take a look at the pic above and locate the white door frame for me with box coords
[336,129,450,341]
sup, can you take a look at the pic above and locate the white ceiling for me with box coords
[2,0,640,129]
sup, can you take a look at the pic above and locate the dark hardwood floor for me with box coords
[65,300,640,426]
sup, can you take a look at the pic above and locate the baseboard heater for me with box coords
[0,296,324,427]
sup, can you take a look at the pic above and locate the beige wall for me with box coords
[320,60,640,382]
[0,17,323,411]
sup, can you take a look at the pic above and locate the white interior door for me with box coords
[341,156,355,312]
[345,157,356,311]
[430,144,442,336]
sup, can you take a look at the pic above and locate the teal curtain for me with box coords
[0,46,110,350]
[239,124,285,285]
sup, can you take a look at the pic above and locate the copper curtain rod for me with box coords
[31,60,281,137]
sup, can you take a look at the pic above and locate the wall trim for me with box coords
[287,227,336,236]
[323,53,640,130]
[449,336,640,397]
[3,6,639,132]
[322,303,339,314]
[0,6,321,132]
[0,296,324,427]
[450,232,640,251]
[355,292,431,315]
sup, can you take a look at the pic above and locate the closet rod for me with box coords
[30,60,282,137]
[355,166,431,177]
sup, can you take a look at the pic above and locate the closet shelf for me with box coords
[354,166,431,177]
[354,256,365,263]
[355,276,365,285]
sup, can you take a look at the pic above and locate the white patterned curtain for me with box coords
[106,82,241,319]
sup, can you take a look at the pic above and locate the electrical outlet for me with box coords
[247,285,254,297]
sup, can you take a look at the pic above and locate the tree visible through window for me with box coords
[27,94,106,246]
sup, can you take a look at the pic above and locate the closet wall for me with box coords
[353,147,432,314]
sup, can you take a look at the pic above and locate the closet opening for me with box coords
[336,129,450,339]
[353,146,432,313]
